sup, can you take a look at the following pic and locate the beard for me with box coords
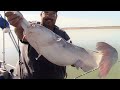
[42,19,55,29]
[44,20,53,26]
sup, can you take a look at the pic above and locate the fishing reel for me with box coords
[0,68,11,79]
[0,68,15,79]
[0,61,14,79]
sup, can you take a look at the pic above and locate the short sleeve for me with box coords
[63,31,72,43]
[63,32,70,41]
[20,40,29,44]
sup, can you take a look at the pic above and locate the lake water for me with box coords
[0,29,120,70]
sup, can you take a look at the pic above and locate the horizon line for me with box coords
[62,26,120,30]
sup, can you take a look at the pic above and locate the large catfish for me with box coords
[6,11,118,78]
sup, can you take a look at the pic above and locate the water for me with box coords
[0,29,120,78]
[66,29,120,50]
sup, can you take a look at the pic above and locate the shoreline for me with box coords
[62,26,120,30]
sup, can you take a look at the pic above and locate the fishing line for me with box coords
[74,59,120,79]
[74,67,99,79]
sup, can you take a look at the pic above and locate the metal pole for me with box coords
[2,11,7,69]
[2,23,6,69]
[8,31,20,53]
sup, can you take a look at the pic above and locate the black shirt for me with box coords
[18,25,71,79]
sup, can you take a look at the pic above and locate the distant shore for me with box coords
[62,26,120,30]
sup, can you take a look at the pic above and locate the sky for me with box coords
[0,11,120,48]
[0,11,120,29]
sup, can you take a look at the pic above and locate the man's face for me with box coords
[41,11,57,28]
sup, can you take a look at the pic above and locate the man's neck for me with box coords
[43,25,54,31]
[46,27,54,30]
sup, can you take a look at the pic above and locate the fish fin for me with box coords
[74,60,96,72]
[97,42,118,78]
[35,54,41,60]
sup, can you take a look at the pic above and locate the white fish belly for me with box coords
[40,43,102,67]
[39,43,79,66]
[25,28,102,68]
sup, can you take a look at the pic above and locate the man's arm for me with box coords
[14,26,28,42]
[5,11,28,43]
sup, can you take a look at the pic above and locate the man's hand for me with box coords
[5,12,25,41]
[5,12,23,28]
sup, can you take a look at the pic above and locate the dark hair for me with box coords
[54,11,58,13]
[42,11,58,13]
[41,11,58,16]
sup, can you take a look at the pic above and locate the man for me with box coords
[5,11,71,79]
